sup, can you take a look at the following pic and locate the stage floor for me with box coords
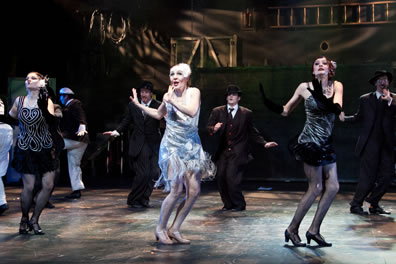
[0,185,395,264]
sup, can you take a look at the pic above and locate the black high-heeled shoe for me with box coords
[19,218,29,235]
[284,229,306,247]
[28,221,45,235]
[306,231,332,247]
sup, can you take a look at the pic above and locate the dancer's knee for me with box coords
[326,182,339,195]
[41,182,54,193]
[188,186,200,198]
[310,183,323,197]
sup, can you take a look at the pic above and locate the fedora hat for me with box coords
[59,87,75,95]
[369,70,393,86]
[138,81,154,92]
[225,85,242,96]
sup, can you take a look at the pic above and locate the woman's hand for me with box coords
[163,85,175,104]
[129,88,140,106]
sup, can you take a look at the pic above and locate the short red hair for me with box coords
[311,56,336,79]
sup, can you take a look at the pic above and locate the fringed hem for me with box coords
[289,140,336,167]
[155,150,216,192]
[12,147,59,175]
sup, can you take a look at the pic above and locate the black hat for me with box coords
[138,81,154,92]
[225,85,242,96]
[369,70,393,86]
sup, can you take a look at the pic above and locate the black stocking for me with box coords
[20,174,36,221]
[287,164,323,234]
[308,163,339,234]
[30,171,55,224]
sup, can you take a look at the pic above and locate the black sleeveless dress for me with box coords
[12,96,59,175]
[290,93,336,167]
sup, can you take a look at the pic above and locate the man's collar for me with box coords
[65,98,74,106]
[141,99,152,106]
[227,104,238,110]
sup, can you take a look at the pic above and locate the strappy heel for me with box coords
[28,221,45,235]
[19,218,29,235]
[306,231,332,247]
[168,230,191,244]
[284,229,306,247]
[154,230,173,245]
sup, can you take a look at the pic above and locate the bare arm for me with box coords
[9,97,19,119]
[130,88,166,120]
[166,86,200,118]
[333,81,343,108]
[47,98,55,115]
[282,83,305,116]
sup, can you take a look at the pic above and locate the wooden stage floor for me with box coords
[0,184,395,264]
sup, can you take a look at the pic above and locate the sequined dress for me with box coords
[291,93,336,166]
[155,88,216,191]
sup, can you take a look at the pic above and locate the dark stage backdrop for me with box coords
[3,0,396,184]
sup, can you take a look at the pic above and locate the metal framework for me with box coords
[269,1,396,28]
[170,35,237,67]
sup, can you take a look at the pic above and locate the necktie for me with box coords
[228,107,234,119]
[142,104,148,118]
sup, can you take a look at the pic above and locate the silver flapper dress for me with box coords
[155,88,216,192]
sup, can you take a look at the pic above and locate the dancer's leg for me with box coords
[169,171,201,232]
[20,174,36,220]
[287,163,323,233]
[30,171,55,225]
[156,172,184,231]
[308,163,339,234]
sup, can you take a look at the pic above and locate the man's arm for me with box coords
[207,108,222,135]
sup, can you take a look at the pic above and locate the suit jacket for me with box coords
[344,92,396,156]
[60,99,89,143]
[207,105,267,164]
[116,99,162,158]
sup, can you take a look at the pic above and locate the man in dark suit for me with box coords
[59,87,89,199]
[207,85,278,211]
[104,81,162,208]
[341,70,396,215]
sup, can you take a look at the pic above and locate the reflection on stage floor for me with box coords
[1,185,395,264]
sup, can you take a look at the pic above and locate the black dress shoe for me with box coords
[369,206,391,215]
[128,203,144,208]
[350,206,368,215]
[221,206,232,211]
[0,203,9,215]
[45,201,55,209]
[231,206,246,212]
[65,190,81,199]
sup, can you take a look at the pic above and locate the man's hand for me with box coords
[380,89,393,104]
[103,130,120,137]
[339,112,345,122]
[76,124,88,136]
[213,122,223,133]
[264,142,278,148]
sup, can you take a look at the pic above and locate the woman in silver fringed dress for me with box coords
[130,63,215,245]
